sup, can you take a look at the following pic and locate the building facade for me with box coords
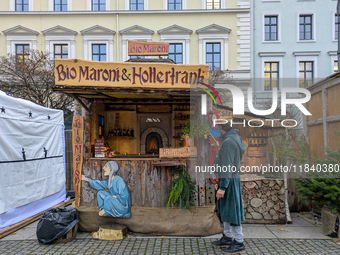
[0,0,250,79]
[251,0,338,107]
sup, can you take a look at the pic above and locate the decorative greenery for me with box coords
[294,130,340,214]
[181,114,210,139]
[165,165,197,210]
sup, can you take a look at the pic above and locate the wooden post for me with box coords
[72,116,84,207]
[322,88,329,147]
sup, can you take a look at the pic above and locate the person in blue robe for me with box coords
[81,161,131,218]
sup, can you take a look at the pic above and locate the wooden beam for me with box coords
[307,114,340,126]
[72,95,91,114]
[0,199,74,239]
[103,100,191,105]
[322,88,329,147]
[54,87,194,95]
[96,92,118,100]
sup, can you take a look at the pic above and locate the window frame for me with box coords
[297,13,316,42]
[91,43,107,62]
[130,0,144,10]
[206,0,220,9]
[201,0,224,9]
[259,54,284,92]
[54,0,67,11]
[333,12,339,41]
[205,42,221,71]
[295,55,317,87]
[15,0,29,11]
[53,44,69,59]
[298,61,314,88]
[168,0,182,10]
[264,62,279,90]
[92,0,106,11]
[334,60,338,73]
[263,15,279,42]
[15,44,30,63]
[330,52,338,74]
[168,43,183,64]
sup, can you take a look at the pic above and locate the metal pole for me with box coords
[338,0,340,71]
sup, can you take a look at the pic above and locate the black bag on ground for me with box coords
[36,207,79,244]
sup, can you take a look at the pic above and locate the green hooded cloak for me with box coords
[213,129,246,226]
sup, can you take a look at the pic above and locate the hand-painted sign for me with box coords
[128,40,169,56]
[95,139,105,158]
[160,147,197,158]
[54,59,209,89]
[72,116,84,207]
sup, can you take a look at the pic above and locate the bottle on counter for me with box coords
[130,128,134,138]
[123,127,126,136]
[127,128,130,137]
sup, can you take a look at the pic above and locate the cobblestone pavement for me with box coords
[1,238,339,255]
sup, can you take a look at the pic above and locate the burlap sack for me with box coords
[75,206,223,236]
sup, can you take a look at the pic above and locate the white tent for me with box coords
[0,91,67,230]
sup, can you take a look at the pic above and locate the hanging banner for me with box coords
[128,40,169,56]
[54,59,209,89]
[72,116,84,207]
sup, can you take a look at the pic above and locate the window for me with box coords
[16,0,29,11]
[335,61,338,73]
[335,14,339,40]
[207,0,220,9]
[299,61,313,88]
[92,0,106,11]
[54,0,67,11]
[264,62,279,90]
[16,44,30,63]
[92,44,106,61]
[206,42,221,70]
[168,0,182,10]
[264,16,278,41]
[54,44,68,59]
[130,0,144,10]
[169,43,183,64]
[299,15,313,40]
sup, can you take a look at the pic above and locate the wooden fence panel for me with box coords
[307,92,323,121]
[328,85,340,116]
[308,125,324,159]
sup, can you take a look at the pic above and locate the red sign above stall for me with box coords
[128,40,169,56]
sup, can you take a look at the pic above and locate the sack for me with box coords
[36,207,79,244]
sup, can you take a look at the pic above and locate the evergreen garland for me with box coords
[294,129,340,214]
[165,165,197,210]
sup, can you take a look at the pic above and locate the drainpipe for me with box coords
[338,0,340,70]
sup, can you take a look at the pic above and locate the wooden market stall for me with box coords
[54,47,289,234]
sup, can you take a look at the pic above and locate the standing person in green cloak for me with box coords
[211,119,246,254]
